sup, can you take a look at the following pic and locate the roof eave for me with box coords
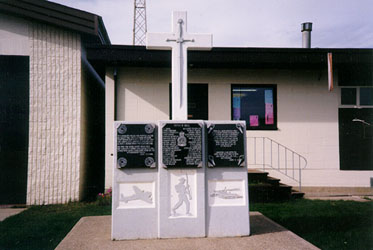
[0,0,111,45]
[86,45,373,69]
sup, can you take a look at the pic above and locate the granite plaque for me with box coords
[207,123,245,167]
[116,123,156,168]
[161,122,203,168]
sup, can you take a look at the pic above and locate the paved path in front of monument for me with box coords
[56,212,319,250]
[0,208,26,221]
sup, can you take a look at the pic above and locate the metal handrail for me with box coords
[247,137,308,191]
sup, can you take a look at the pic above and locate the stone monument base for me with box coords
[158,120,206,238]
[206,168,250,237]
[111,120,250,240]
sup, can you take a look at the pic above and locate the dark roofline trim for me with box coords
[86,45,373,69]
[96,16,110,45]
[0,0,110,45]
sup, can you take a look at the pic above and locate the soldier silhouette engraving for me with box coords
[172,176,192,216]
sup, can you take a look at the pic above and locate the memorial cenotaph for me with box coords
[147,11,212,238]
[112,11,250,240]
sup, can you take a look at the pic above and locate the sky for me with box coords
[51,0,373,48]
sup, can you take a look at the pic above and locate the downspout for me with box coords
[113,67,118,120]
[82,56,105,89]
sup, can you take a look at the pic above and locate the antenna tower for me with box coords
[133,0,147,45]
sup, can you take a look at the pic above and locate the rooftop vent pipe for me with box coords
[301,22,312,48]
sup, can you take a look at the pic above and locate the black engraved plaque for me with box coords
[116,123,156,168]
[207,123,245,167]
[162,123,203,168]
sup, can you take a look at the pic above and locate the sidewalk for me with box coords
[56,212,319,250]
[306,195,372,202]
[0,208,26,222]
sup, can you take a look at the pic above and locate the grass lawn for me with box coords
[251,199,373,250]
[0,202,111,250]
[0,199,372,250]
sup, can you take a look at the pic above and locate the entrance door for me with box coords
[339,108,373,170]
[187,84,208,120]
[0,56,29,204]
[169,83,208,120]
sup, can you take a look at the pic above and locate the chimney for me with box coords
[301,22,312,48]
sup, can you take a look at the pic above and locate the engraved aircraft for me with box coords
[210,187,243,199]
[120,186,153,204]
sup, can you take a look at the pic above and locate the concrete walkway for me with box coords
[56,212,319,250]
[307,196,372,202]
[0,208,26,221]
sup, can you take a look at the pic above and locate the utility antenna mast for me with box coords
[133,0,147,45]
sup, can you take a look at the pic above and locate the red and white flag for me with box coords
[327,52,333,91]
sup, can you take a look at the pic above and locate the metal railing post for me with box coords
[285,148,287,175]
[278,144,280,170]
[299,157,302,191]
[292,153,295,179]
[254,137,256,165]
[270,139,273,169]
[263,138,265,170]
[247,137,307,191]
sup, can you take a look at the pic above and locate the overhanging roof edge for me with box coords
[0,0,111,45]
[87,45,373,68]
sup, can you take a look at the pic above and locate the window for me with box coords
[341,88,356,105]
[169,83,208,120]
[339,86,373,170]
[340,87,373,107]
[232,84,277,130]
[360,87,373,106]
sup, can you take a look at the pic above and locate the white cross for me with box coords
[146,11,213,120]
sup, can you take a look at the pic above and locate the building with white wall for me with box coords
[0,0,110,205]
[1,1,372,205]
[87,46,373,191]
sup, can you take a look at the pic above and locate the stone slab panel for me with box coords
[158,120,206,238]
[205,121,250,237]
[112,122,158,240]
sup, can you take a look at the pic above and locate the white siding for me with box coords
[27,23,81,204]
[116,68,170,121]
[108,67,373,188]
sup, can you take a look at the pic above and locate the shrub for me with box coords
[96,187,112,206]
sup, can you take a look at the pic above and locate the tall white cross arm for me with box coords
[146,11,213,120]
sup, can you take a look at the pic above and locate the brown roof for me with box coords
[0,0,110,45]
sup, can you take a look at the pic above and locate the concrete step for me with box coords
[278,183,292,191]
[249,184,292,202]
[265,176,280,186]
[291,191,305,200]
[248,170,304,202]
[247,170,269,183]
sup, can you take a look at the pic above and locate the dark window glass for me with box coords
[339,108,373,170]
[231,85,277,130]
[169,83,208,120]
[188,84,208,120]
[341,88,357,105]
[0,55,29,204]
[360,87,373,106]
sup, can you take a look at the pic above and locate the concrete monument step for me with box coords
[56,213,319,250]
